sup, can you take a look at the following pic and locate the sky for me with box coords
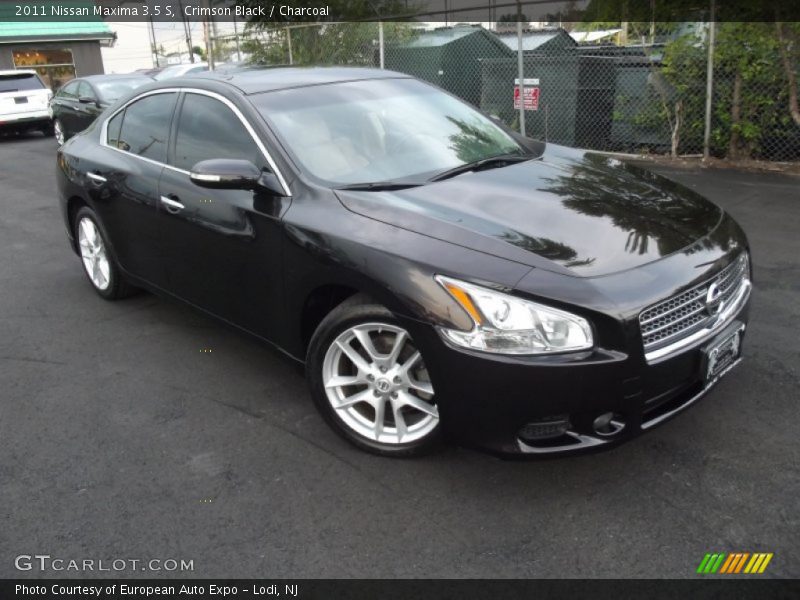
[101,20,240,73]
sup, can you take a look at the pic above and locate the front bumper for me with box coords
[416,295,751,458]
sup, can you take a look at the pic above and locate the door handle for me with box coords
[86,172,107,183]
[160,195,185,213]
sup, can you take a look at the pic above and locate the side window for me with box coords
[106,111,124,149]
[117,93,177,162]
[173,93,263,172]
[59,81,79,99]
[77,81,96,100]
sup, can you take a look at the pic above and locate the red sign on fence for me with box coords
[513,78,540,111]
[514,86,540,111]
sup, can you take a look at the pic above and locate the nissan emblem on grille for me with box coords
[705,282,724,317]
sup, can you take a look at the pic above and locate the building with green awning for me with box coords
[0,2,115,90]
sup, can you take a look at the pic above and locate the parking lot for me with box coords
[1,132,798,578]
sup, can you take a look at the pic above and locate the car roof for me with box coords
[81,74,153,82]
[182,66,411,95]
[162,63,208,70]
[0,69,39,76]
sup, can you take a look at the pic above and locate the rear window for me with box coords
[0,73,45,93]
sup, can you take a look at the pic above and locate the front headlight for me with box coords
[436,275,593,355]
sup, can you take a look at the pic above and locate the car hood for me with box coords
[335,144,723,278]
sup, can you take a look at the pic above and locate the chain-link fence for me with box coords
[210,20,800,162]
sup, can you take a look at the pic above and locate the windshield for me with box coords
[0,73,44,92]
[94,78,151,102]
[251,78,525,185]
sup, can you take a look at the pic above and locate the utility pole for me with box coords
[203,0,214,70]
[147,15,159,67]
[703,0,716,161]
[177,0,194,62]
[211,9,220,61]
[233,13,242,62]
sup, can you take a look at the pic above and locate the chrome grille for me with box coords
[639,253,749,351]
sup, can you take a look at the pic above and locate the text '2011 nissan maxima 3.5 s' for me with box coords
[56,67,752,457]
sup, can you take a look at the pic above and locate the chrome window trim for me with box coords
[99,87,292,196]
[644,277,751,363]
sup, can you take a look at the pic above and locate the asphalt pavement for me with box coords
[1,133,798,578]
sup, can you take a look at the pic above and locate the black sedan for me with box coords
[50,74,152,145]
[56,68,752,457]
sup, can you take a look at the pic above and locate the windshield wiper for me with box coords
[428,154,532,183]
[336,180,424,192]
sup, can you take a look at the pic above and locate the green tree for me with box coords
[657,22,800,159]
[237,0,419,67]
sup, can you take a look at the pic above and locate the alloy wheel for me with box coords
[322,323,438,445]
[77,217,111,291]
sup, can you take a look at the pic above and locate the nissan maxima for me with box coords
[56,68,752,457]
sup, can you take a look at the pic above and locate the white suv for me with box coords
[0,70,53,136]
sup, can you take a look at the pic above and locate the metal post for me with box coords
[233,14,242,62]
[545,104,549,142]
[378,21,385,69]
[516,4,525,136]
[286,27,293,65]
[703,0,716,161]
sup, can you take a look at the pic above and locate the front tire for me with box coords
[73,206,137,300]
[53,119,65,145]
[307,298,442,457]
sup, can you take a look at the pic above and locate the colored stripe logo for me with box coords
[697,552,773,574]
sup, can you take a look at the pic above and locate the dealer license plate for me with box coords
[701,323,745,386]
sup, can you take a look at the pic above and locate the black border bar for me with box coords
[2,0,800,23]
[3,579,800,600]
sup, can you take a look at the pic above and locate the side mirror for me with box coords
[190,159,262,190]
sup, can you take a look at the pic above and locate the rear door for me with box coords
[156,90,290,336]
[88,91,178,285]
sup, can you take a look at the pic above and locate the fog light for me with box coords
[519,416,571,441]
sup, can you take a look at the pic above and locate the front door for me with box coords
[157,91,289,338]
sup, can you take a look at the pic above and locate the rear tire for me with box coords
[307,297,442,457]
[73,206,138,300]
